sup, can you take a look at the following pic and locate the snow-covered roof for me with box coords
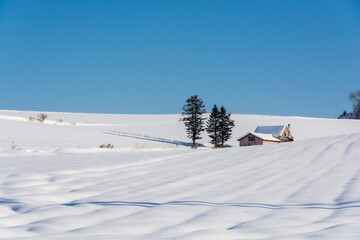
[237,132,281,142]
[254,125,287,137]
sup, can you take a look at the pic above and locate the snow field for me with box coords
[1,110,360,239]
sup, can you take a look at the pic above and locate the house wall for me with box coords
[239,134,263,146]
[279,126,294,142]
[262,140,279,145]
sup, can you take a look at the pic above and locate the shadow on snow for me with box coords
[62,200,360,210]
[103,131,205,147]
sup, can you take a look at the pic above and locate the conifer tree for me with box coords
[181,95,206,148]
[206,104,221,148]
[218,106,235,148]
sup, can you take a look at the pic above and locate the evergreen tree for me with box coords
[206,104,221,148]
[218,106,235,148]
[181,95,206,148]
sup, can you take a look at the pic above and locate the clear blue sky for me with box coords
[0,0,359,118]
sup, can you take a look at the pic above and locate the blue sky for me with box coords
[0,0,359,118]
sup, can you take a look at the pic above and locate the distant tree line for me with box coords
[338,90,360,119]
[180,95,235,148]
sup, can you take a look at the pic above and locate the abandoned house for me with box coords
[237,124,294,146]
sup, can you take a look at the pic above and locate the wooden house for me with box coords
[237,124,293,147]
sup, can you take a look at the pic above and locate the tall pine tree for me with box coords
[181,95,206,148]
[206,104,221,148]
[218,106,235,148]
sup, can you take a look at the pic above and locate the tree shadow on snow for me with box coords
[103,131,205,147]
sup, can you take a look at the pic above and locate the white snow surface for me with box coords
[1,110,360,239]
[254,125,287,137]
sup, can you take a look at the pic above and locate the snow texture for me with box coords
[1,110,360,239]
[254,125,287,137]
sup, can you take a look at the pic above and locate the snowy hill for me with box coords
[1,110,360,151]
[1,110,360,239]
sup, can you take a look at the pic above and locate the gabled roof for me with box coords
[237,132,281,142]
[254,125,287,137]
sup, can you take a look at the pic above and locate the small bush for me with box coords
[100,143,114,149]
[57,119,64,123]
[134,143,149,149]
[28,116,35,122]
[37,114,48,122]
[11,141,16,150]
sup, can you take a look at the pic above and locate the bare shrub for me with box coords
[28,116,35,122]
[57,119,64,123]
[349,90,360,119]
[11,141,16,150]
[37,114,48,122]
[100,143,114,149]
[134,143,149,149]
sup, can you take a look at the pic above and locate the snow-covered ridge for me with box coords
[1,109,360,151]
[0,113,71,126]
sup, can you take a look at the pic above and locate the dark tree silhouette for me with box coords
[181,95,206,148]
[349,90,360,119]
[218,106,235,148]
[206,104,221,148]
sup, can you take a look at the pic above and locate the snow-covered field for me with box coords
[1,110,360,239]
